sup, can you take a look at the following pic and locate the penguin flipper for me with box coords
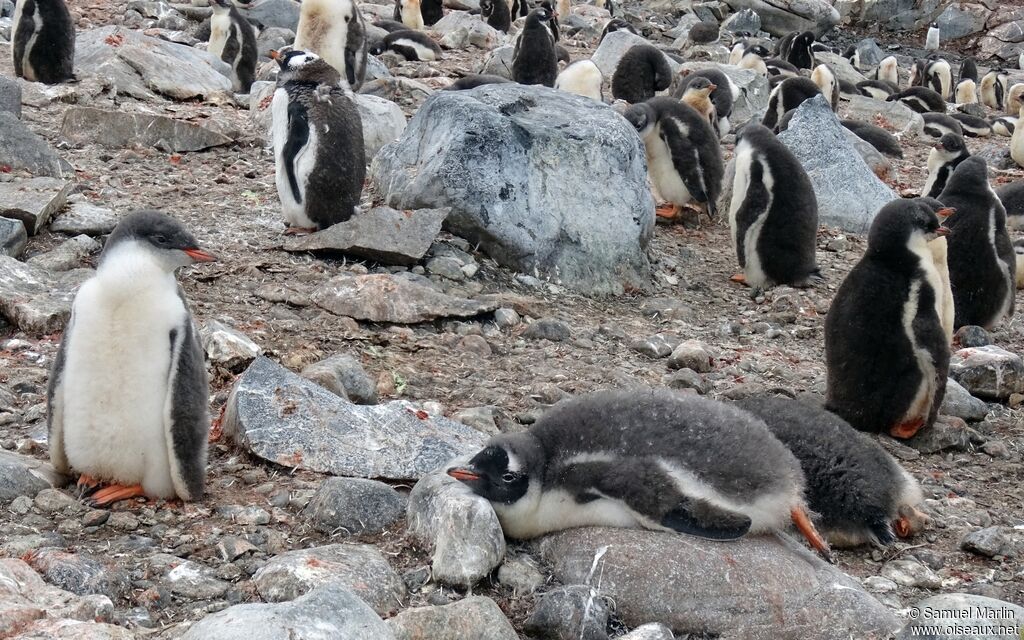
[163,303,210,501]
[660,120,710,205]
[283,101,310,205]
[661,497,752,540]
[45,314,72,475]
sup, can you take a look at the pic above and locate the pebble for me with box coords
[217,536,261,562]
[33,489,80,513]
[961,526,1016,558]
[107,512,140,531]
[880,559,942,589]
[458,334,492,356]
[216,505,271,526]
[939,378,989,422]
[524,585,612,640]
[953,325,990,348]
[522,318,571,341]
[862,576,898,593]
[662,368,707,393]
[300,353,379,404]
[426,256,466,280]
[630,334,679,358]
[619,624,675,640]
[497,554,546,595]
[667,339,713,372]
[9,495,33,515]
[388,595,519,640]
[302,477,406,536]
[82,510,109,527]
[493,308,520,329]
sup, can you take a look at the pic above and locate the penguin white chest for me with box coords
[272,88,319,228]
[208,12,231,59]
[492,481,644,539]
[902,236,944,419]
[643,123,692,207]
[13,0,43,81]
[728,143,771,288]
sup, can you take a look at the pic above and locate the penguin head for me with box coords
[868,199,949,257]
[102,210,216,271]
[623,102,656,138]
[794,31,814,49]
[933,132,966,158]
[745,44,769,59]
[272,49,321,72]
[526,5,553,26]
[447,434,543,505]
[480,0,493,16]
[685,76,716,96]
[210,0,231,11]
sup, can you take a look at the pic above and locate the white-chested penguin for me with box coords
[761,76,821,130]
[888,86,945,113]
[917,196,956,342]
[1007,83,1024,116]
[785,31,815,70]
[599,18,636,44]
[448,389,833,558]
[294,0,368,90]
[955,57,978,104]
[208,0,257,93]
[825,198,951,439]
[555,60,603,101]
[912,56,951,101]
[675,68,735,137]
[48,211,215,507]
[512,7,558,87]
[12,0,74,84]
[271,50,365,233]
[624,97,723,221]
[842,120,903,158]
[873,55,898,86]
[393,0,423,30]
[980,68,1008,111]
[738,44,769,77]
[921,132,969,199]
[678,76,717,134]
[940,157,1016,330]
[921,112,963,138]
[1012,105,1024,168]
[993,115,1017,137]
[925,22,939,50]
[369,29,442,61]
[949,112,991,137]
[735,397,928,548]
[810,63,839,111]
[611,44,672,103]
[480,0,511,33]
[729,123,819,290]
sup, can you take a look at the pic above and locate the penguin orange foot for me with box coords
[87,484,146,508]
[791,506,833,562]
[76,473,100,497]
[655,204,681,219]
[890,418,924,439]
[730,273,747,284]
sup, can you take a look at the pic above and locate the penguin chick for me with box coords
[445,74,513,90]
[48,211,215,507]
[12,0,75,83]
[873,55,898,86]
[294,0,368,89]
[679,76,717,135]
[556,0,570,21]
[992,115,1015,137]
[841,120,903,158]
[825,198,951,438]
[940,157,1016,330]
[688,21,719,45]
[674,69,734,136]
[599,18,636,44]
[510,0,528,19]
[555,60,603,101]
[208,0,257,93]
[960,57,978,83]
[995,181,1024,229]
[921,112,963,138]
[447,389,832,559]
[856,79,897,100]
[785,30,815,70]
[920,57,951,100]
[393,0,423,30]
[950,112,991,137]
[480,0,511,33]
[765,57,799,78]
[919,197,955,343]
[729,40,745,66]
[729,123,820,290]
[925,22,939,50]
[810,63,839,111]
[738,44,769,77]
[954,78,977,104]
[374,18,411,32]
[369,29,442,61]
[624,97,723,221]
[887,86,945,113]
[1007,83,1024,115]
[611,44,672,103]
[512,7,558,87]
[1013,105,1024,169]
[735,397,928,548]
[980,68,1007,110]
[761,76,821,131]
[922,132,969,198]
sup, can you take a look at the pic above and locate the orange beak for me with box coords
[269,49,281,61]
[937,207,955,218]
[184,248,217,262]
[447,467,481,482]
[708,83,717,91]
[935,227,950,237]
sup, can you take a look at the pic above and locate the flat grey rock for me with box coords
[0,256,90,334]
[896,594,1023,639]
[724,0,839,35]
[310,273,499,323]
[26,235,100,272]
[0,112,73,178]
[284,207,447,265]
[61,107,232,152]
[524,584,612,640]
[433,11,502,50]
[239,0,301,31]
[939,377,989,421]
[388,596,519,640]
[0,217,27,258]
[200,319,262,372]
[49,202,120,236]
[0,176,74,235]
[0,451,65,501]
[147,554,231,600]
[303,477,406,535]
[224,357,486,480]
[844,95,924,137]
[24,548,130,601]
[949,345,1024,400]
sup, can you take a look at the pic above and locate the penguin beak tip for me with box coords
[447,467,481,482]
[184,248,217,263]
[937,207,955,218]
[936,226,950,237]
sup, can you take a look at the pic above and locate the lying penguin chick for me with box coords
[447,389,832,559]
[992,115,1016,137]
[48,211,216,507]
[922,112,963,138]
[940,157,1017,330]
[995,181,1024,229]
[479,0,511,32]
[294,0,368,89]
[12,0,75,83]
[512,7,558,87]
[950,112,992,137]
[825,198,952,439]
[738,44,769,76]
[611,44,673,103]
[369,29,442,61]
[688,21,719,45]
[980,68,1008,110]
[810,63,839,111]
[208,0,258,93]
[922,132,970,198]
[918,197,956,342]
[888,86,945,113]
[1013,105,1024,168]
[873,55,898,86]
[765,57,799,78]
[1008,83,1024,115]
[856,79,898,100]
[785,30,815,69]
[729,124,820,290]
[599,18,636,44]
[761,76,821,130]
[271,50,366,233]
[675,68,735,136]
[445,74,513,90]
[375,18,411,32]
[841,121,903,158]
[735,397,929,548]
[555,60,603,101]
[679,76,717,135]
[624,98,724,221]
[393,0,423,30]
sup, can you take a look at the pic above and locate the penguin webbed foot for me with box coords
[889,417,925,439]
[655,203,681,219]
[791,506,833,563]
[87,484,146,508]
[75,473,101,499]
[661,499,752,541]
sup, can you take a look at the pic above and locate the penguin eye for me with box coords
[501,472,517,483]
[153,234,168,245]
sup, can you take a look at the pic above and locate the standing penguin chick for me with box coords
[1012,105,1024,168]
[825,198,952,438]
[918,198,955,342]
[624,97,724,221]
[369,29,442,61]
[925,22,939,50]
[208,0,257,93]
[611,44,672,103]
[447,389,832,559]
[679,76,717,134]
[729,124,820,290]
[479,0,511,33]
[48,211,215,506]
[924,58,952,101]
[980,68,1007,110]
[12,0,74,84]
[921,132,969,198]
[735,397,928,548]
[940,157,1016,330]
[271,50,366,232]
[510,0,528,19]
[595,0,614,16]
[786,31,815,69]
[393,0,424,30]
[873,55,898,86]
[955,57,978,104]
[512,7,558,87]
[761,76,821,130]
[738,44,769,77]
[675,69,735,136]
[1007,83,1024,115]
[294,0,368,90]
[810,63,839,111]
[555,60,603,101]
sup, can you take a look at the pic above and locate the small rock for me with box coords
[906,416,985,454]
[426,256,466,281]
[980,439,1011,458]
[880,560,942,589]
[24,548,130,600]
[49,202,120,236]
[939,378,989,422]
[619,624,675,640]
[26,234,100,272]
[663,368,707,393]
[961,526,1016,558]
[667,339,713,372]
[458,334,491,356]
[493,308,520,329]
[0,176,74,235]
[303,477,405,535]
[862,576,899,593]
[949,345,1024,400]
[630,334,679,358]
[0,75,22,118]
[388,595,518,640]
[523,318,571,341]
[954,325,990,348]
[217,536,260,561]
[0,450,62,501]
[0,218,27,258]
[497,554,546,595]
[310,273,498,323]
[107,512,140,530]
[216,504,271,525]
[34,488,79,513]
[524,584,611,640]
[300,353,378,404]
[0,558,118,631]
[200,320,262,372]
[149,554,231,600]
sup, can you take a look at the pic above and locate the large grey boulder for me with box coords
[371,83,654,295]
[678,62,771,127]
[310,273,499,323]
[0,257,89,334]
[949,345,1024,400]
[538,528,900,639]
[240,0,301,30]
[0,113,73,178]
[936,2,991,40]
[283,207,447,265]
[777,96,896,233]
[355,95,407,160]
[896,594,1023,639]
[224,357,486,480]
[723,0,839,35]
[61,107,232,152]
[591,30,677,79]
[0,177,74,235]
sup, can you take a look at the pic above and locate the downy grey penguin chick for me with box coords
[842,120,903,158]
[995,181,1024,229]
[512,7,558,87]
[678,76,717,134]
[48,211,215,507]
[208,0,257,93]
[448,389,832,558]
[785,30,815,70]
[12,0,74,83]
[293,0,368,89]
[674,68,735,137]
[921,132,969,199]
[611,44,672,103]
[271,50,366,233]
[761,76,821,131]
[950,112,992,137]
[735,397,928,548]
[480,0,511,32]
[955,57,978,104]
[918,196,956,343]
[599,18,636,44]
[825,198,952,439]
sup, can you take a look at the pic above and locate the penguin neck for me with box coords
[97,242,179,295]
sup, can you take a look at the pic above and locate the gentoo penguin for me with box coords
[887,86,945,114]
[512,8,558,87]
[775,30,796,58]
[271,50,366,232]
[374,18,411,32]
[925,22,939,50]
[765,57,799,78]
[48,211,215,507]
[810,63,839,111]
[678,76,717,134]
[761,76,821,131]
[940,157,1016,329]
[785,31,815,70]
[923,57,952,101]
[479,0,511,32]
[873,55,898,86]
[980,68,1007,110]
[293,0,368,90]
[207,0,257,93]
[11,0,74,84]
[611,45,672,103]
[510,0,528,19]
[728,123,820,290]
[625,98,723,221]
[536,0,560,42]
[918,197,956,342]
[950,112,992,137]
[447,389,832,559]
[735,397,928,548]
[1013,105,1024,168]
[392,0,423,29]
[992,115,1016,138]
[369,29,442,61]
[445,74,513,90]
[1007,83,1024,115]
[675,69,735,137]
[955,57,978,104]
[554,60,603,101]
[995,181,1024,229]
[921,112,963,138]
[599,18,636,44]
[856,79,897,100]
[825,198,951,439]
[921,132,969,198]
[738,44,769,77]
[688,21,719,45]
[729,40,745,66]
[841,120,903,158]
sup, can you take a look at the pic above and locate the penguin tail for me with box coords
[868,518,897,546]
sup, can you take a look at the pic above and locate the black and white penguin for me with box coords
[728,123,820,290]
[374,18,411,32]
[765,57,799,78]
[536,0,561,42]
[995,181,1024,229]
[825,198,951,439]
[738,43,769,76]
[1007,83,1024,115]
[925,22,939,50]
[294,0,368,90]
[678,76,717,133]
[512,7,558,87]
[11,0,74,84]
[445,73,513,90]
[271,50,366,232]
[924,57,952,101]
[369,29,443,61]
[421,0,443,25]
[611,44,672,103]
[599,18,636,44]
[873,55,898,86]
[480,0,511,32]
[992,115,1016,137]
[785,31,815,70]
[980,68,1008,110]
[448,389,832,558]
[955,57,978,104]
[554,59,602,100]
[1013,105,1024,168]
[810,63,839,111]
[939,157,1016,330]
[510,0,529,19]
[208,0,257,93]
[675,68,735,136]
[918,196,956,342]
[392,0,423,30]
[887,86,945,113]
[48,211,214,507]
[856,79,898,100]
[761,76,821,131]
[949,112,992,137]
[735,397,928,548]
[921,132,969,198]
[921,112,963,138]
[842,120,903,158]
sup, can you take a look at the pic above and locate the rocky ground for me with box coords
[1,0,1024,637]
